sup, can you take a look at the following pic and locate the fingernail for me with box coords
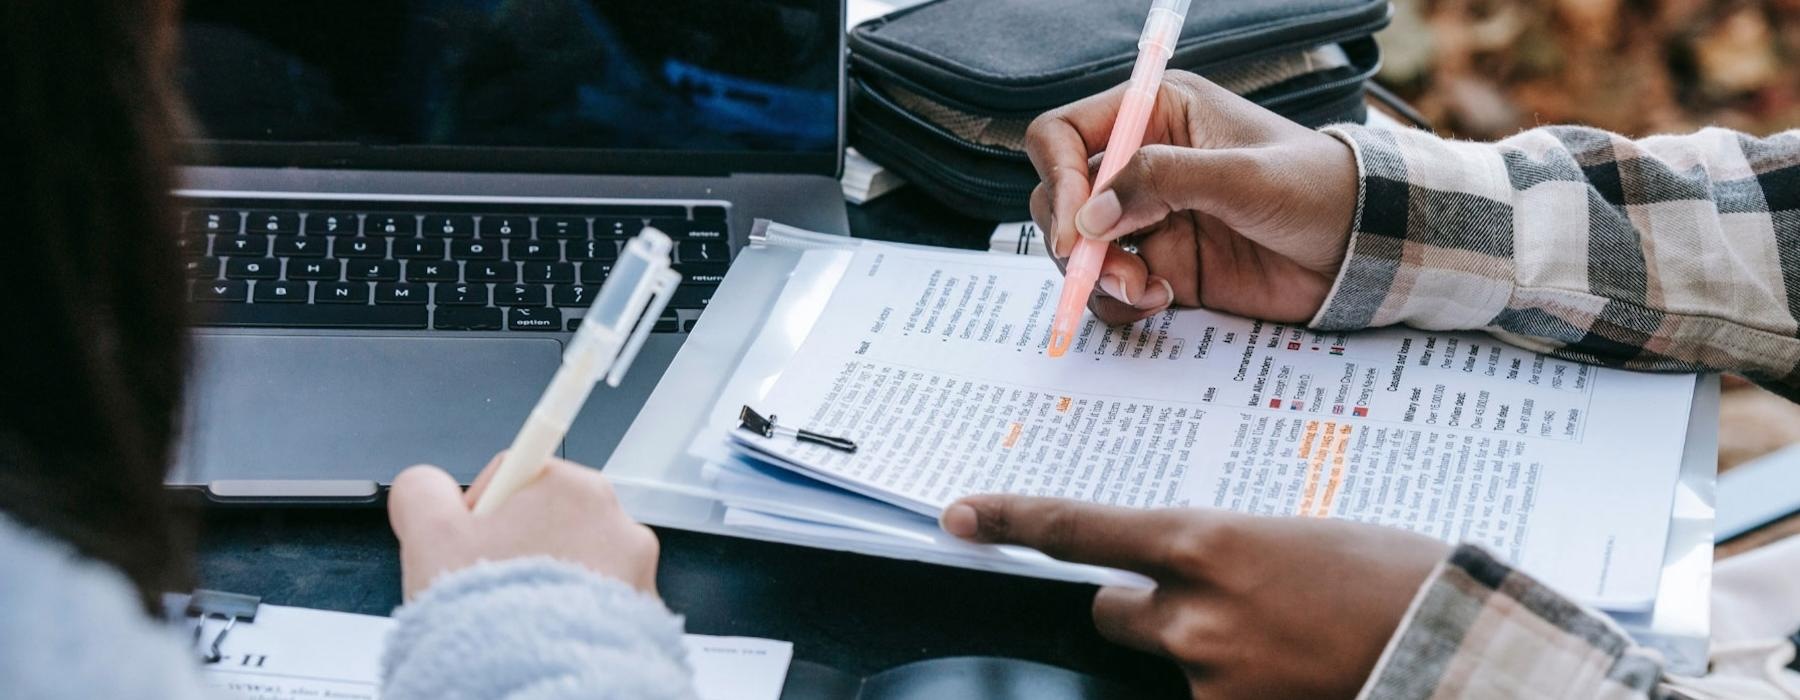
[1075,190,1122,239]
[942,503,979,538]
[1099,274,1131,305]
[1140,277,1174,310]
[1053,229,1073,258]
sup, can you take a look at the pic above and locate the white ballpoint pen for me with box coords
[471,228,681,515]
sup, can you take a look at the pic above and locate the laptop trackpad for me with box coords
[179,334,562,487]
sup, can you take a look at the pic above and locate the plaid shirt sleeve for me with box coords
[1312,124,1800,698]
[1358,544,1686,699]
[1313,124,1800,399]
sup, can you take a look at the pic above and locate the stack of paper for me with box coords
[699,235,1699,612]
[841,148,906,205]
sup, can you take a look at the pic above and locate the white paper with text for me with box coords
[730,245,1697,609]
[194,604,791,700]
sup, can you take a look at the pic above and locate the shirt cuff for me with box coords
[1358,544,1663,699]
[1311,124,1517,333]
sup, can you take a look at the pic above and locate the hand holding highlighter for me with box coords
[1046,0,1192,357]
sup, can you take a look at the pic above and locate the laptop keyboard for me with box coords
[179,200,729,333]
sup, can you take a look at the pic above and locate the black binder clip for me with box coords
[164,589,261,664]
[739,405,858,453]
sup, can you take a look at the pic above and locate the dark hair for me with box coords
[0,0,192,611]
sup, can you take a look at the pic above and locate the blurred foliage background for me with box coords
[1377,0,1798,139]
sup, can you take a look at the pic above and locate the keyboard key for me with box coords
[511,240,560,261]
[336,237,387,259]
[537,216,586,239]
[365,215,416,237]
[450,240,502,260]
[675,262,728,285]
[316,282,370,304]
[253,280,307,303]
[508,307,562,331]
[672,285,716,309]
[198,304,426,329]
[183,257,221,278]
[246,211,299,234]
[273,236,327,258]
[571,239,618,262]
[216,236,270,257]
[683,221,727,241]
[225,258,279,280]
[424,215,475,238]
[551,285,592,308]
[346,260,401,282]
[579,261,614,284]
[434,306,503,330]
[480,216,530,239]
[289,259,342,281]
[437,284,489,306]
[467,262,516,283]
[188,210,240,233]
[678,240,728,264]
[409,261,459,282]
[498,284,546,307]
[654,316,680,333]
[588,204,685,218]
[395,238,447,260]
[649,219,721,239]
[306,212,358,235]
[523,262,575,284]
[374,283,428,305]
[193,280,248,302]
[594,218,639,238]
[693,205,727,221]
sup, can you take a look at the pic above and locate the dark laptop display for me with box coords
[180,0,842,174]
[168,0,848,499]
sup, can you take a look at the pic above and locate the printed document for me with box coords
[194,603,792,700]
[731,244,1697,609]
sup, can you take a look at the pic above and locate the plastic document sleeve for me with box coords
[603,220,1720,675]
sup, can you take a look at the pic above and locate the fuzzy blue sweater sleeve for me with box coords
[381,557,699,700]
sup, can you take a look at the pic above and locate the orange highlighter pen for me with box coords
[1047,0,1192,358]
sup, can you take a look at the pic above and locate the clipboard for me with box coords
[605,220,1721,675]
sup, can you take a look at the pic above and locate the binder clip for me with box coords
[165,589,261,664]
[738,405,857,453]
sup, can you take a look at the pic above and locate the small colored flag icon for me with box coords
[1269,399,1282,408]
[1287,342,1302,350]
[1332,405,1344,415]
[1353,407,1369,417]
[1330,346,1345,356]
[1291,401,1305,411]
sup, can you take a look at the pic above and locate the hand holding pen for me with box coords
[1029,62,1361,333]
[386,228,681,600]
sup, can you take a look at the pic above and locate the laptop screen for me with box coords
[178,0,843,175]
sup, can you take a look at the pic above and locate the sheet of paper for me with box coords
[195,604,792,700]
[193,604,390,700]
[732,244,1697,609]
[684,635,794,700]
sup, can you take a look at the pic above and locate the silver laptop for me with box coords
[165,0,849,502]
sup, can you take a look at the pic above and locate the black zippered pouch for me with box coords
[848,0,1392,220]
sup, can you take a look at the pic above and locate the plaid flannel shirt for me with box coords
[1314,123,1800,699]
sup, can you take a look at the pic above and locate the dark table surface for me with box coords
[195,187,1190,697]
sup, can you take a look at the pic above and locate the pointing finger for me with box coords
[942,494,1194,577]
